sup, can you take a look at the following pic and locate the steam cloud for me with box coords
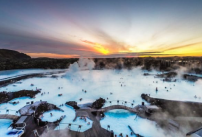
[68,58,95,72]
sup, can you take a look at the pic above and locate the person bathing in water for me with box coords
[9,101,19,105]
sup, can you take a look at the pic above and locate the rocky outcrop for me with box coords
[0,49,31,59]
[0,90,40,104]
[155,72,177,78]
[0,70,65,88]
[183,74,202,82]
[141,94,202,117]
[35,102,64,117]
[91,98,106,109]
[65,101,80,109]
[0,54,78,71]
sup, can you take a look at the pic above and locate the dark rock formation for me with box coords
[0,90,40,104]
[0,56,78,71]
[155,72,177,78]
[141,94,202,117]
[0,73,43,87]
[65,101,80,109]
[91,98,106,109]
[12,90,39,98]
[0,70,65,87]
[0,49,31,59]
[35,102,64,117]
[183,74,202,82]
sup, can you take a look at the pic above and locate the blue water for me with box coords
[0,68,201,137]
[0,119,13,137]
[100,109,176,137]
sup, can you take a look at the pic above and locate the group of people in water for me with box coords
[59,104,64,107]
[117,134,128,137]
[114,131,141,137]
[153,81,177,93]
[41,92,49,96]
[39,112,53,118]
[114,133,130,137]
[58,87,63,89]
[79,89,88,101]
[119,78,126,87]
[58,94,63,96]
[9,101,19,105]
[82,89,87,93]
[194,95,201,99]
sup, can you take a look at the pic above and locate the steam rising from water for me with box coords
[68,58,95,72]
[41,130,71,137]
[0,58,202,136]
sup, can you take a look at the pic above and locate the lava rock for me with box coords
[35,102,63,117]
[66,101,80,109]
[0,90,40,104]
[91,98,106,109]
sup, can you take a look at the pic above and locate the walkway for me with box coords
[0,114,19,120]
[96,105,138,113]
[42,108,111,137]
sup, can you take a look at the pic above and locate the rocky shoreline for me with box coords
[0,90,40,104]
[0,70,65,87]
[141,93,202,117]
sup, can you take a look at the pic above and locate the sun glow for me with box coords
[94,43,109,55]
[81,40,110,55]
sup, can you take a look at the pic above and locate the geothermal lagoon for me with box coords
[0,63,202,137]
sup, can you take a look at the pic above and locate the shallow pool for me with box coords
[41,106,92,132]
[0,119,13,137]
[100,109,183,137]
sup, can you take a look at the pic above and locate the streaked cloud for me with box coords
[0,0,202,58]
[163,42,202,51]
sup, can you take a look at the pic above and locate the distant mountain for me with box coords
[0,49,31,59]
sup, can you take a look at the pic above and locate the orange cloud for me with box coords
[27,53,79,58]
[81,40,109,55]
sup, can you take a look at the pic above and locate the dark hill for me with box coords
[0,49,31,59]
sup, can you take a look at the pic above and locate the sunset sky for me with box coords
[0,0,202,58]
